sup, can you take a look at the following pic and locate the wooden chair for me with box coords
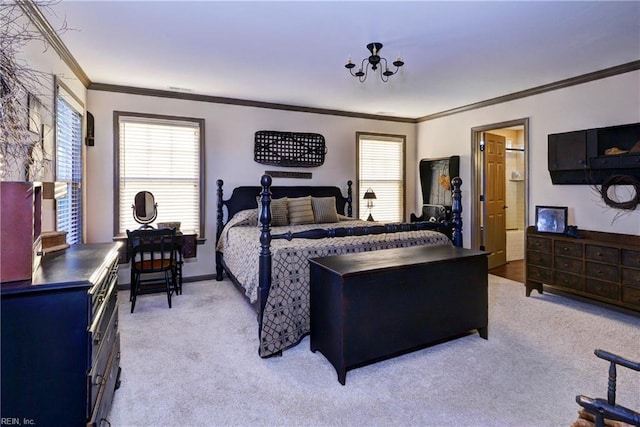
[575,349,640,427]
[127,227,178,313]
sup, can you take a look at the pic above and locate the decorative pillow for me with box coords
[311,196,339,223]
[287,196,315,225]
[230,208,258,226]
[256,196,289,226]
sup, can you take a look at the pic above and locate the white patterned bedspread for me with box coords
[217,209,452,356]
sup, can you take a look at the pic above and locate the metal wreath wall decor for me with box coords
[254,130,326,167]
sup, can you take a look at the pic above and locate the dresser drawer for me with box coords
[622,267,640,288]
[622,249,640,268]
[527,251,552,268]
[527,236,551,253]
[89,280,118,366]
[585,279,619,301]
[622,286,640,307]
[89,307,118,413]
[554,271,584,291]
[88,333,120,427]
[554,240,583,258]
[554,256,583,274]
[527,265,552,283]
[585,245,619,264]
[585,261,619,283]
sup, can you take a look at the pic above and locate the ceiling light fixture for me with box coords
[345,42,404,83]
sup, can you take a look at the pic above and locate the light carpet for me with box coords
[107,275,640,427]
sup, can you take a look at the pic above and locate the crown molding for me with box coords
[417,60,640,122]
[89,83,417,123]
[19,0,91,88]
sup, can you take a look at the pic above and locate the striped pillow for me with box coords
[311,196,339,223]
[256,197,289,226]
[287,196,315,225]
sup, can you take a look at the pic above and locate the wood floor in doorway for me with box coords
[489,259,524,284]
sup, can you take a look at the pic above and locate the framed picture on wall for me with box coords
[535,205,568,234]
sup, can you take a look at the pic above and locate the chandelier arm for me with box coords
[359,57,369,83]
[379,57,389,82]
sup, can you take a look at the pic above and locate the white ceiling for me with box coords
[44,1,640,119]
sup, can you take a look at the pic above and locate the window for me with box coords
[56,83,83,245]
[115,112,204,238]
[357,133,405,222]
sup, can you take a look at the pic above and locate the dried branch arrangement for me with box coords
[0,1,64,180]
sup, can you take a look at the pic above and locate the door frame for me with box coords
[470,118,530,253]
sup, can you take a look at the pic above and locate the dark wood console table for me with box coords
[526,226,640,312]
[113,230,197,264]
[309,245,488,385]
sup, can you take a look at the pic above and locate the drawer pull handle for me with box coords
[563,247,568,251]
[563,263,569,267]
[94,374,105,386]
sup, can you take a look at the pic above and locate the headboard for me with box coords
[215,179,353,227]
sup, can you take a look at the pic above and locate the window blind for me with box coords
[117,115,202,236]
[358,136,405,222]
[56,95,83,245]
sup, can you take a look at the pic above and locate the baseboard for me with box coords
[118,273,217,290]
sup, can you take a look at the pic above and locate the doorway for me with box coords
[471,119,529,273]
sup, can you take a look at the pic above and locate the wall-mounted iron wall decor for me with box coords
[254,130,326,167]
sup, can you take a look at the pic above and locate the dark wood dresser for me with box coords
[1,243,122,426]
[526,226,640,312]
[310,245,488,385]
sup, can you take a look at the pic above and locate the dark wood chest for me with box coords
[1,243,122,426]
[309,245,488,384]
[526,226,640,312]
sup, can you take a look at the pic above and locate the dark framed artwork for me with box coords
[535,205,568,234]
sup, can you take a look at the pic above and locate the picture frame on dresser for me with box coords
[535,205,568,234]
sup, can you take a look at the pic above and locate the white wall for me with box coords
[85,90,416,279]
[16,25,87,232]
[417,71,640,246]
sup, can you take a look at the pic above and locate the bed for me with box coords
[215,174,463,357]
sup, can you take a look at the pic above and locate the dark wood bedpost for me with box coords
[347,180,353,217]
[451,177,463,247]
[257,174,273,353]
[215,179,224,280]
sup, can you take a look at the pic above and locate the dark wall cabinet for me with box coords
[1,243,122,427]
[548,122,640,184]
